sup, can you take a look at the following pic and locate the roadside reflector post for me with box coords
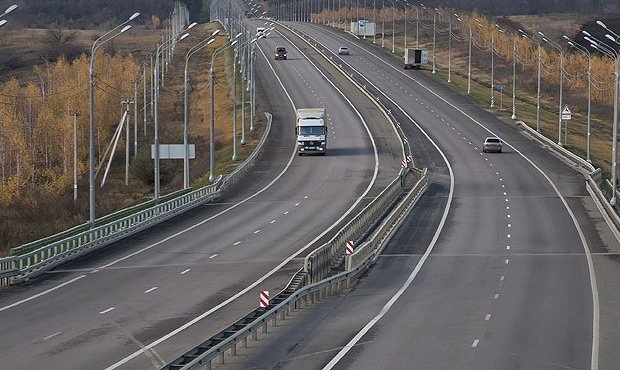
[259,290,269,308]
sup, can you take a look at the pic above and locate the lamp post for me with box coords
[210,35,242,182]
[586,25,619,205]
[539,31,564,145]
[432,9,436,73]
[154,30,192,201]
[184,30,220,189]
[447,13,453,83]
[381,0,385,47]
[564,35,592,162]
[391,0,395,53]
[89,12,139,227]
[520,29,542,132]
[596,21,620,205]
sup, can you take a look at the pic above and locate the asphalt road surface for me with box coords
[225,22,620,370]
[0,21,403,370]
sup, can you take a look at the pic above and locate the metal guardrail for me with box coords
[346,168,428,269]
[0,113,272,287]
[162,167,429,370]
[517,120,620,228]
[304,166,419,283]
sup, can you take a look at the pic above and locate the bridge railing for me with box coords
[0,113,272,287]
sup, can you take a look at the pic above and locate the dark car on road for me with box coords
[275,47,287,60]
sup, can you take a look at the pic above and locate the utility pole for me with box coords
[121,98,133,186]
[69,110,81,203]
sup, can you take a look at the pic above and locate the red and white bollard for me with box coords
[260,290,269,308]
[346,240,355,255]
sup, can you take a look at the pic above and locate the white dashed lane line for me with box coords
[233,241,241,246]
[144,287,158,294]
[99,307,115,314]
[44,332,62,341]
[180,269,191,275]
[209,254,218,259]
[270,219,276,224]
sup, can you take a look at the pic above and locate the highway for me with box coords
[0,22,404,370]
[226,22,620,370]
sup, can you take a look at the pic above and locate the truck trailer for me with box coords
[404,48,429,70]
[296,108,328,155]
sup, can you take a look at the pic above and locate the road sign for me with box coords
[561,105,572,120]
[151,144,195,159]
[498,84,506,91]
[259,290,269,308]
[346,240,355,255]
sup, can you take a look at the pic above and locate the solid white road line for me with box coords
[106,24,381,370]
[0,274,87,313]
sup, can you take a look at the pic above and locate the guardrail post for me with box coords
[263,321,268,333]
[253,329,258,340]
[231,342,237,356]
[280,310,286,320]
[273,315,277,327]
[243,335,248,348]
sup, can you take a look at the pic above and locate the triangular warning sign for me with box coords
[562,105,572,115]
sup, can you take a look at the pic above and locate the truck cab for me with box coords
[275,46,287,60]
[296,108,328,155]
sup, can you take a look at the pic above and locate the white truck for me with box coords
[296,108,328,155]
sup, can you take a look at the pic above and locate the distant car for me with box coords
[338,46,349,55]
[483,137,502,153]
[275,47,287,60]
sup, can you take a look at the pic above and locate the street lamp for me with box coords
[564,35,592,162]
[183,30,220,189]
[209,34,242,183]
[154,32,190,199]
[432,8,436,73]
[539,31,565,145]
[88,12,139,227]
[520,29,542,133]
[586,26,619,206]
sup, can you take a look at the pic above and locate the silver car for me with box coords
[483,137,502,153]
[338,46,349,55]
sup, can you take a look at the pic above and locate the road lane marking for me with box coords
[145,287,158,294]
[180,269,191,275]
[505,259,510,265]
[107,31,383,370]
[270,219,276,224]
[209,254,218,259]
[0,274,87,313]
[506,245,511,250]
[472,339,480,348]
[233,241,242,246]
[254,230,261,234]
[494,293,500,299]
[44,332,62,341]
[485,314,491,321]
[295,202,300,206]
[100,307,115,314]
